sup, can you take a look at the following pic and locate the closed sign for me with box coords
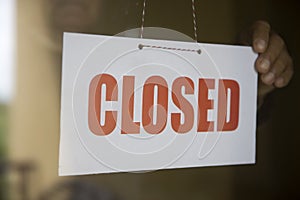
[59,32,257,176]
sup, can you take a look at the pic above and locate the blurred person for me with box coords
[10,0,294,199]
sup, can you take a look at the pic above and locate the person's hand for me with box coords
[238,20,294,107]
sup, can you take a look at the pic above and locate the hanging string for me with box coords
[140,0,147,38]
[138,0,201,54]
[139,44,202,54]
[140,0,198,41]
[191,0,198,42]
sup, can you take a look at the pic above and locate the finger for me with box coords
[274,60,294,88]
[255,32,285,74]
[252,20,271,53]
[260,50,290,85]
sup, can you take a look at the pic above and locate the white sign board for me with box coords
[59,32,257,176]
